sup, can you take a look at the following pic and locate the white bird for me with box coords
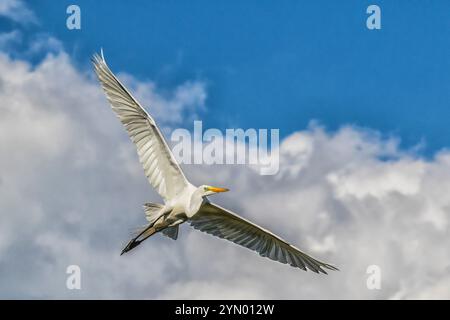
[92,51,338,274]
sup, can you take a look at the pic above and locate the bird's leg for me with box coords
[120,215,169,255]
[120,225,158,255]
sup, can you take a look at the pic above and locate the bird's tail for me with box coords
[144,202,164,224]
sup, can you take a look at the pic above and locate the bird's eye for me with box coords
[204,187,208,191]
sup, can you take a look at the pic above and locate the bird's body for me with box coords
[93,50,338,274]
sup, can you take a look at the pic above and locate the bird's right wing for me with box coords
[92,52,189,202]
[190,202,338,274]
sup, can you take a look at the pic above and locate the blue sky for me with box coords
[4,0,450,152]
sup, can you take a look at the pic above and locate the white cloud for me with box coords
[0,30,22,49]
[27,35,63,55]
[328,159,425,199]
[0,46,448,299]
[0,0,37,24]
[118,74,206,126]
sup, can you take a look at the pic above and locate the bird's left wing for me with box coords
[190,202,338,274]
[92,52,189,201]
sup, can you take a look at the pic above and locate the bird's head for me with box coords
[199,185,229,197]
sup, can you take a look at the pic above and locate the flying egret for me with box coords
[92,51,338,274]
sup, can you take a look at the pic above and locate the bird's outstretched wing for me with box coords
[190,202,338,273]
[92,51,189,202]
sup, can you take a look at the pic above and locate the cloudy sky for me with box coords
[0,0,449,299]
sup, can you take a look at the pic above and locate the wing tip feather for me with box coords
[91,48,107,69]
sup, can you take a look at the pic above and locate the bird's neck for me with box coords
[186,188,205,217]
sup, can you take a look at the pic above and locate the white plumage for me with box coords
[93,51,337,274]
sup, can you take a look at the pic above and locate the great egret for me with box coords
[92,51,337,274]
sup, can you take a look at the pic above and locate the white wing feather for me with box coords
[92,53,189,202]
[190,202,338,273]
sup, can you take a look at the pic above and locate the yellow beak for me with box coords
[207,186,229,193]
